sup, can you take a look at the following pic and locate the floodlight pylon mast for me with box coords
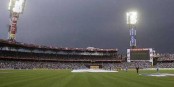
[127,12,137,49]
[129,25,136,49]
[8,0,26,41]
[8,12,19,41]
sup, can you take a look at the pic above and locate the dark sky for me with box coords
[0,0,174,53]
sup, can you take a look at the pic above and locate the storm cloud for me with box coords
[0,0,174,53]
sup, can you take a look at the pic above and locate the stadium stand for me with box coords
[0,39,123,69]
[157,54,174,61]
[154,53,174,68]
[1,39,174,69]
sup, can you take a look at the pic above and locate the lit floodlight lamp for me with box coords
[127,12,138,25]
[8,0,15,11]
[8,0,26,13]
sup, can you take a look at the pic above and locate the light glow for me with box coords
[8,0,14,10]
[8,0,26,13]
[127,12,138,25]
[13,0,25,13]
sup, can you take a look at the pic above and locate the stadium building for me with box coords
[1,39,174,70]
[0,39,125,70]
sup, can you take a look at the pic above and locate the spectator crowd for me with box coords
[157,53,174,61]
[0,60,153,70]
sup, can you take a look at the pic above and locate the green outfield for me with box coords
[0,70,174,87]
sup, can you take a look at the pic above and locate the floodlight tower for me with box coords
[8,0,26,41]
[127,11,138,49]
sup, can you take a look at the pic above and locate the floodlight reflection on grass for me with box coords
[127,12,138,25]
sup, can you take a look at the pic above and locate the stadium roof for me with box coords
[0,39,118,53]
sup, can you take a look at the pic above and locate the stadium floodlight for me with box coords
[8,0,26,41]
[8,0,12,10]
[8,0,26,13]
[126,11,138,49]
[127,12,138,25]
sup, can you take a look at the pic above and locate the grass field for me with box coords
[0,70,174,87]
